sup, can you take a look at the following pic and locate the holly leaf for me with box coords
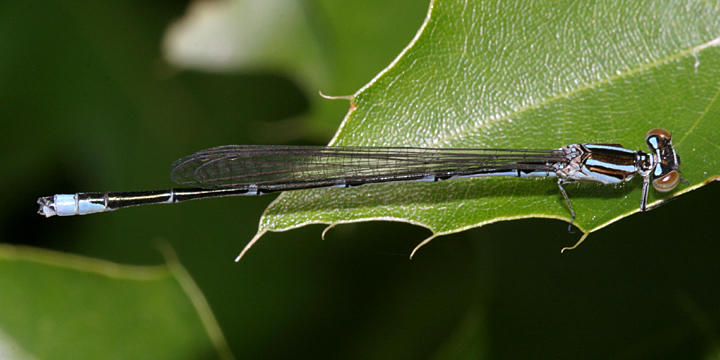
[241,0,720,258]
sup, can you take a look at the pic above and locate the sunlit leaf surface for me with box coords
[247,0,720,256]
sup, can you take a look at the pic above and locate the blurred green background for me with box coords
[2,0,720,359]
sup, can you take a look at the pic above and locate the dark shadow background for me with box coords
[2,1,719,359]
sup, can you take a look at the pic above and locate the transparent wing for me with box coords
[170,145,564,189]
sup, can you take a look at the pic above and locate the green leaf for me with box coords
[243,0,720,257]
[163,0,429,140]
[0,245,232,360]
[164,0,329,90]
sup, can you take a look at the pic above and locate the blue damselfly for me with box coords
[37,129,682,225]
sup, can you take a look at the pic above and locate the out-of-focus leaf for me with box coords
[163,0,429,139]
[241,0,720,257]
[164,0,328,88]
[0,245,232,360]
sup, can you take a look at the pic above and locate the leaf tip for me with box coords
[409,234,437,260]
[318,90,353,101]
[321,224,337,241]
[560,232,590,253]
[318,90,355,111]
[235,231,266,262]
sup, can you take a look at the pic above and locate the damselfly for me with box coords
[37,129,682,225]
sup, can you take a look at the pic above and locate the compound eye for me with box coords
[652,170,680,192]
[646,128,671,142]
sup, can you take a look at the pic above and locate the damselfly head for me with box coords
[645,128,681,192]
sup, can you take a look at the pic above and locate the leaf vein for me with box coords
[433,36,720,146]
[675,82,720,147]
